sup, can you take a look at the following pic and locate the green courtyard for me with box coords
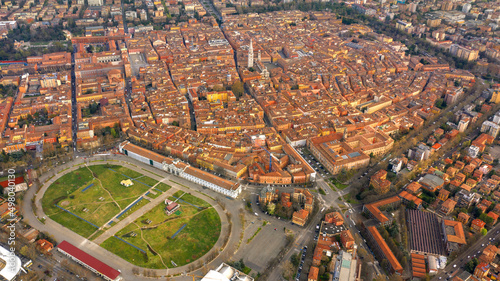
[42,164,170,238]
[100,191,221,269]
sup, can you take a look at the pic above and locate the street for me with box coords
[432,224,500,281]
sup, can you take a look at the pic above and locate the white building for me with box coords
[125,11,137,20]
[493,112,500,124]
[390,158,403,174]
[201,263,254,281]
[457,118,469,133]
[0,245,23,281]
[163,161,242,198]
[88,0,103,6]
[468,145,480,158]
[119,141,242,198]
[428,255,438,275]
[481,121,500,138]
[332,250,357,281]
[462,3,471,13]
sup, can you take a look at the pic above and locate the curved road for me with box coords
[22,154,243,281]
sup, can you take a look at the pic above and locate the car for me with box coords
[468,256,470,259]
[453,264,456,268]
[482,244,484,247]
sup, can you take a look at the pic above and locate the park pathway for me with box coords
[99,178,170,231]
[93,182,178,244]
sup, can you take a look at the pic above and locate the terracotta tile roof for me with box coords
[308,266,319,280]
[442,199,457,210]
[444,220,466,244]
[367,226,403,273]
[184,166,240,191]
[471,218,486,228]
[458,212,470,222]
[121,141,172,164]
[364,196,401,224]
[293,209,309,220]
[487,211,499,220]
[58,241,120,280]
[399,190,423,206]
[406,182,422,194]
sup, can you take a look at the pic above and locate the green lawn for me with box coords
[49,211,98,238]
[42,167,95,216]
[87,165,152,209]
[331,178,349,190]
[136,176,159,187]
[173,192,211,208]
[155,182,171,192]
[147,191,161,199]
[342,194,359,205]
[113,166,143,179]
[101,194,221,269]
[42,165,159,238]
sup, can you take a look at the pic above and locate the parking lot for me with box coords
[295,147,331,179]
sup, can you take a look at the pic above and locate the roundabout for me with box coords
[25,156,234,280]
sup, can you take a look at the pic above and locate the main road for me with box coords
[432,224,500,280]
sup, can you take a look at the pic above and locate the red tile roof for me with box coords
[57,241,120,280]
[184,166,240,191]
[471,219,486,228]
[367,226,403,274]
[364,196,401,224]
[0,176,24,188]
[308,266,319,280]
[443,220,466,244]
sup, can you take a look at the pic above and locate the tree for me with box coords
[481,228,488,236]
[389,274,404,281]
[231,81,244,98]
[281,260,294,280]
[110,128,118,138]
[435,98,446,109]
[381,259,389,272]
[290,253,300,266]
[212,85,225,91]
[374,275,388,281]
[479,213,494,225]
[465,258,479,273]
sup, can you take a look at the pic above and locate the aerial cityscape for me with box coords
[0,0,498,280]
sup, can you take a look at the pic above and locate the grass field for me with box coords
[101,193,221,269]
[331,178,349,190]
[155,182,171,192]
[42,164,164,238]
